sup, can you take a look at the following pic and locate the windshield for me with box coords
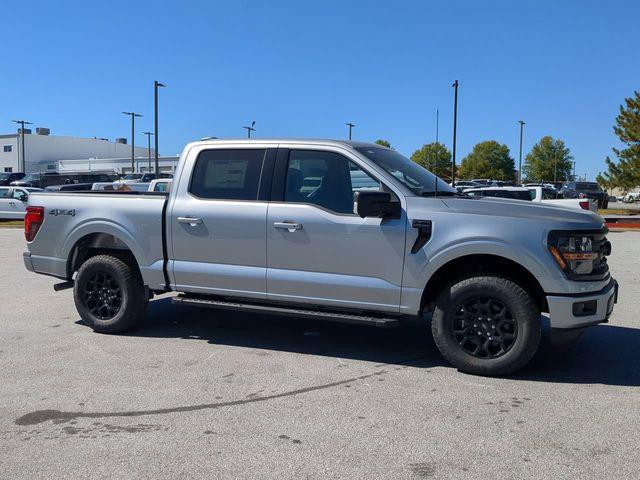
[0,173,10,180]
[354,146,456,195]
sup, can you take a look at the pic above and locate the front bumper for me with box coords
[546,279,618,329]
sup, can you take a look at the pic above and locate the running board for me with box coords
[171,295,399,328]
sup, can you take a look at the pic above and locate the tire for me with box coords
[73,254,148,333]
[431,275,541,376]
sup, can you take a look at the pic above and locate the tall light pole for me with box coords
[572,161,576,180]
[518,120,525,184]
[12,119,32,172]
[346,122,355,140]
[451,80,459,183]
[242,121,256,138]
[154,81,166,174]
[122,112,143,173]
[142,131,154,173]
[436,109,439,144]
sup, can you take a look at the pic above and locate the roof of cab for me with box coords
[191,138,386,149]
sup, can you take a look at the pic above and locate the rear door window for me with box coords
[190,149,266,200]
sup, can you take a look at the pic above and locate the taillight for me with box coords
[579,201,590,210]
[24,206,44,242]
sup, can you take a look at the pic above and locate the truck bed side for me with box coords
[24,192,167,289]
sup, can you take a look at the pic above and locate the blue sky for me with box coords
[2,0,638,180]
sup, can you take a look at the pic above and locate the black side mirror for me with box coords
[18,193,28,202]
[354,191,400,219]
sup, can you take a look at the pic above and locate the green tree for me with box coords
[410,142,452,180]
[374,139,392,148]
[458,141,515,181]
[598,91,640,190]
[522,136,573,182]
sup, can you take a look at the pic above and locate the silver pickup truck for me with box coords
[23,139,617,375]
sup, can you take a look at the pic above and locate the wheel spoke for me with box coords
[83,271,123,320]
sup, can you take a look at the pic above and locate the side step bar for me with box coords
[171,295,399,328]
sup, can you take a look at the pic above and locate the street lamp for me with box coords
[142,131,154,174]
[12,119,33,172]
[122,112,143,173]
[451,80,459,183]
[346,122,355,140]
[154,81,165,174]
[242,121,256,138]
[518,120,525,184]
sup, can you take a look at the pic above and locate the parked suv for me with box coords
[0,172,26,186]
[22,139,617,376]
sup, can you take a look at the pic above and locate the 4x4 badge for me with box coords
[49,208,75,216]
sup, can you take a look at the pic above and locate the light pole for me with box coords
[122,112,143,173]
[142,131,154,173]
[451,80,459,183]
[518,120,525,184]
[436,109,439,144]
[572,161,576,180]
[12,119,32,172]
[154,81,165,174]
[346,122,355,140]
[242,121,256,138]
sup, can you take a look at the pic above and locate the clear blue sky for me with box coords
[2,0,638,180]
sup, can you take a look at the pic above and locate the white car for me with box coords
[0,187,43,219]
[527,186,595,211]
[624,191,640,203]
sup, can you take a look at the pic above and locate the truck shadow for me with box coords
[113,297,640,387]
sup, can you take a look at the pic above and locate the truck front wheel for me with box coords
[431,275,541,376]
[73,254,148,334]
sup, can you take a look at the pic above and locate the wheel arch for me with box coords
[420,254,547,314]
[66,232,141,279]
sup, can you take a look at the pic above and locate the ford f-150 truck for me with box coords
[22,139,618,375]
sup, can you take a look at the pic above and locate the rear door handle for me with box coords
[274,221,303,232]
[177,216,203,225]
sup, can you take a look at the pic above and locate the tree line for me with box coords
[596,91,640,191]
[374,136,574,183]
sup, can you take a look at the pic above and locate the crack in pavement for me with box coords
[15,353,438,426]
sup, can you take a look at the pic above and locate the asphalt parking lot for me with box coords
[1,228,639,479]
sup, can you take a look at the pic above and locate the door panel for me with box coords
[267,203,406,311]
[266,148,407,313]
[169,147,273,299]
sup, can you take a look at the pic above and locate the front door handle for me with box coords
[177,216,203,226]
[8,202,15,207]
[274,221,303,232]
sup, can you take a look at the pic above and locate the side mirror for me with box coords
[354,191,401,219]
[18,193,28,202]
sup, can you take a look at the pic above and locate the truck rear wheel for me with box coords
[431,275,541,376]
[73,254,147,334]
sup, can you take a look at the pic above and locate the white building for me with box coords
[0,128,153,174]
[52,155,180,175]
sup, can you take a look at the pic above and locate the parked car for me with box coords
[463,186,534,201]
[624,191,640,203]
[45,183,95,192]
[114,174,144,184]
[0,172,26,186]
[23,139,617,376]
[451,180,481,193]
[0,187,42,219]
[140,173,173,183]
[563,181,608,209]
[12,172,115,189]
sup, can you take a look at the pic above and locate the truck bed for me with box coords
[25,192,168,290]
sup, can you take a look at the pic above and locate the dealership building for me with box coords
[0,128,158,174]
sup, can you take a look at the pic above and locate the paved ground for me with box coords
[1,228,639,479]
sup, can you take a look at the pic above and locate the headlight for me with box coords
[548,230,610,279]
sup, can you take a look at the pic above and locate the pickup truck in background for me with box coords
[22,139,617,376]
[527,186,596,211]
[562,181,609,209]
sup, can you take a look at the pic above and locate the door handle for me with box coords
[274,221,303,232]
[9,202,15,207]
[177,216,203,226]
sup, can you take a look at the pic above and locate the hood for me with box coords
[435,196,604,229]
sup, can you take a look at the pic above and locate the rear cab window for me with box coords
[189,149,266,200]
